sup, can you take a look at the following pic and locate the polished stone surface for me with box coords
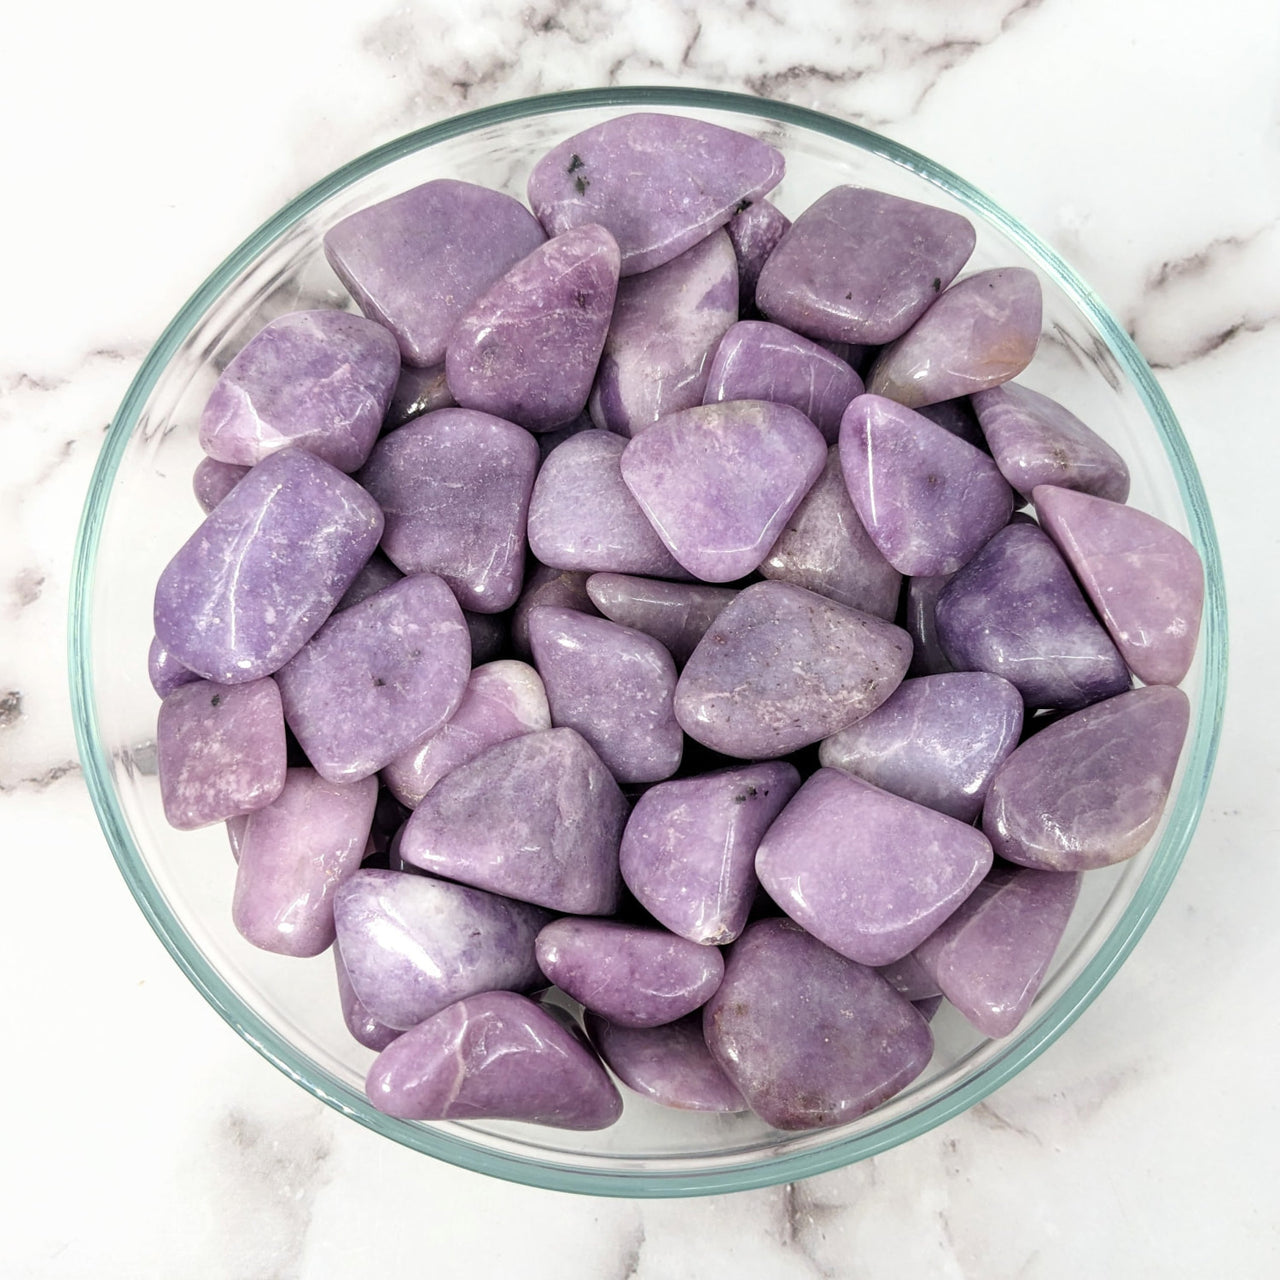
[147,636,199,698]
[510,563,600,658]
[726,198,790,311]
[905,573,956,677]
[333,943,401,1052]
[585,573,737,665]
[383,361,456,430]
[190,456,248,512]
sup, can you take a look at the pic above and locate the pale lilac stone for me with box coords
[915,396,986,452]
[335,552,402,611]
[192,457,249,512]
[399,728,626,914]
[620,762,800,945]
[156,678,287,830]
[198,310,400,471]
[528,608,682,784]
[511,563,600,659]
[275,574,470,784]
[527,113,784,277]
[324,179,546,367]
[905,574,956,677]
[366,990,622,1128]
[334,943,401,1051]
[588,230,738,437]
[756,769,993,966]
[818,672,1023,823]
[867,268,1043,408]
[983,686,1190,872]
[585,574,736,666]
[839,394,1015,576]
[619,400,827,583]
[703,918,933,1130]
[727,199,790,311]
[231,768,377,957]
[675,581,912,758]
[332,868,550,1030]
[463,610,508,665]
[382,660,551,808]
[148,636,200,698]
[384,361,455,430]
[755,186,976,344]
[535,918,724,1028]
[702,321,864,443]
[876,953,941,1002]
[359,408,539,613]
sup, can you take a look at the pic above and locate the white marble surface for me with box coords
[2,0,1278,1274]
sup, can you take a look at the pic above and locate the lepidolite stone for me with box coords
[619,401,827,583]
[915,396,987,452]
[324,179,546,367]
[876,952,941,1002]
[446,224,620,431]
[755,186,976,344]
[756,768,993,965]
[232,768,377,957]
[702,321,864,443]
[702,918,933,1130]
[384,362,455,430]
[905,574,955,677]
[366,990,623,1128]
[620,762,800,944]
[199,310,400,471]
[528,608,682,784]
[1034,484,1204,686]
[511,564,600,658]
[359,408,539,613]
[983,685,1190,871]
[839,394,1014,576]
[275,574,471,784]
[527,113,784,277]
[156,678,286,830]
[935,521,1131,710]
[588,230,738,437]
[675,581,912,758]
[913,864,1082,1037]
[867,267,1043,408]
[535,918,724,1028]
[818,672,1023,823]
[334,943,401,1051]
[191,457,249,512]
[332,868,550,1030]
[154,448,383,683]
[335,552,402,612]
[727,199,791,311]
[399,728,626,914]
[148,636,199,698]
[585,574,737,666]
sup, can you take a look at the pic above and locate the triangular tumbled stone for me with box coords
[585,574,737,666]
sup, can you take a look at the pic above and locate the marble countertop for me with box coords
[3,0,1277,1274]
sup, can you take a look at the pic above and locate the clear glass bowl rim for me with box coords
[69,85,1228,1198]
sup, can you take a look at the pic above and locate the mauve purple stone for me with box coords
[914,396,987,452]
[335,552,402,612]
[727,198,791,311]
[511,563,600,659]
[876,952,942,1002]
[384,361,456,430]
[585,574,737,667]
[905,574,956,677]
[148,636,200,698]
[191,457,249,512]
[334,943,401,1051]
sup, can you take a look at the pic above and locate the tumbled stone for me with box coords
[511,563,600,659]
[818,672,1023,822]
[703,918,933,1130]
[867,268,1043,408]
[366,990,622,1128]
[225,814,248,862]
[334,943,401,1051]
[1034,484,1204,686]
[276,574,470,784]
[446,224,620,431]
[675,581,912,758]
[324,179,546,367]
[191,457,249,512]
[359,408,539,613]
[535,409,597,461]
[935,521,1131,710]
[756,768,993,965]
[399,728,626,914]
[619,401,827,583]
[529,608,682,784]
[755,186,976,345]
[335,552,402,612]
[148,636,200,698]
[914,396,987,452]
[588,230,738,437]
[527,113,784,276]
[905,574,955,677]
[876,952,941,1002]
[232,768,377,956]
[727,198,790,311]
[155,449,383,683]
[384,361,456,430]
[585,574,736,666]
[620,762,800,944]
[839,394,1015,576]
[983,685,1190,871]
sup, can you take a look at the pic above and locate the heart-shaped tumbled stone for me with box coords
[585,574,738,666]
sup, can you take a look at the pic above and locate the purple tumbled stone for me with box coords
[1034,484,1204,686]
[384,361,456,430]
[511,563,600,659]
[335,552,402,612]
[191,456,249,512]
[535,409,597,461]
[334,943,401,1051]
[935,521,1131,710]
[867,267,1043,408]
[366,990,622,1128]
[527,113,784,277]
[147,636,200,698]
[225,814,248,862]
[727,198,791,312]
[619,400,827,583]
[755,186,976,345]
[756,768,993,966]
[620,762,800,945]
[585,574,737,666]
[983,685,1190,871]
[905,574,956,677]
[839,394,1015,576]
[323,179,546,368]
[914,396,987,452]
[231,768,377,957]
[819,672,1023,823]
[675,581,912,759]
[703,918,933,1130]
[528,608,682,784]
[399,728,626,914]
[275,574,470,784]
[876,952,942,1002]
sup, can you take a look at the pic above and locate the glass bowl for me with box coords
[69,86,1227,1197]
